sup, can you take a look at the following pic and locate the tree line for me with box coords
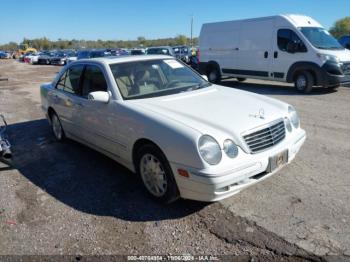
[0,35,198,51]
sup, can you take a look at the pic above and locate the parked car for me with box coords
[50,51,77,66]
[147,46,175,56]
[0,51,11,59]
[130,49,146,55]
[110,48,129,56]
[77,49,111,60]
[37,52,55,65]
[339,35,350,50]
[40,55,305,203]
[199,14,350,93]
[173,46,191,63]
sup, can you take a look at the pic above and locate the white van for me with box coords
[199,14,350,93]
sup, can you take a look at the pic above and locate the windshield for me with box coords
[110,59,210,100]
[300,27,344,50]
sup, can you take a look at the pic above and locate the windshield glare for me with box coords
[300,27,344,50]
[110,59,210,100]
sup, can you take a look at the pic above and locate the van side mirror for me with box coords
[88,91,110,103]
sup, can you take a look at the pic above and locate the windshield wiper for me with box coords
[189,82,212,90]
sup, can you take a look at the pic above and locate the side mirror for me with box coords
[88,91,110,103]
[201,75,208,81]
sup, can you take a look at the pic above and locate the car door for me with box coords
[234,19,274,80]
[52,64,84,137]
[76,64,121,157]
[270,28,308,81]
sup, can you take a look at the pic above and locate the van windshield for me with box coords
[300,27,344,50]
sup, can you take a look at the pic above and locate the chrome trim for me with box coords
[242,118,286,154]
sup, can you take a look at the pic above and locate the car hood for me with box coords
[130,85,288,149]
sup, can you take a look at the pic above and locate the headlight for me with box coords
[317,53,340,64]
[288,106,300,128]
[198,135,222,165]
[284,117,292,132]
[223,139,238,158]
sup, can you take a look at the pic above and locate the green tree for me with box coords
[137,36,147,47]
[175,34,188,45]
[330,17,350,38]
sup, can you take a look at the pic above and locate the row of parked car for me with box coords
[16,46,199,70]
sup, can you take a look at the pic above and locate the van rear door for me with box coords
[226,18,274,79]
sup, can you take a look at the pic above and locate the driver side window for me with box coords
[277,29,307,53]
[81,65,108,98]
[56,65,84,95]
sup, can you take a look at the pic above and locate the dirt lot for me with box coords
[0,59,349,261]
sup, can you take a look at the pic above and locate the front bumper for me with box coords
[321,61,350,86]
[170,129,306,202]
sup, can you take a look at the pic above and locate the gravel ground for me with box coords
[0,59,348,261]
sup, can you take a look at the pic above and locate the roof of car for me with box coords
[77,55,173,65]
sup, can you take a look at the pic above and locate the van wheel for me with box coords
[207,67,221,84]
[294,71,313,93]
[237,78,246,82]
[136,144,180,204]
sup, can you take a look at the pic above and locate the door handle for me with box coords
[234,47,239,51]
[274,51,278,58]
[264,51,268,58]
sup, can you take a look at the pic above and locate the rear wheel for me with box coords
[294,71,314,93]
[136,144,180,204]
[51,112,65,141]
[207,66,221,84]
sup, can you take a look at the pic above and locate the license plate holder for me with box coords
[267,150,288,173]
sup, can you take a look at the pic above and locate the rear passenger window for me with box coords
[278,29,307,52]
[56,65,84,95]
[81,65,108,98]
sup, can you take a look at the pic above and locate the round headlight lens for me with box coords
[288,106,300,128]
[223,139,239,158]
[198,135,222,165]
[284,117,292,132]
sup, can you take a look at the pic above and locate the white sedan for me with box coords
[40,55,306,203]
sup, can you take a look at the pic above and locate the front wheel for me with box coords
[294,71,314,93]
[207,67,221,84]
[136,144,180,204]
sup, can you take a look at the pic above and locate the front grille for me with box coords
[243,119,286,154]
[50,59,61,64]
[342,63,350,75]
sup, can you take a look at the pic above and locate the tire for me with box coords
[294,71,314,93]
[207,66,221,84]
[51,112,65,141]
[237,77,246,82]
[136,144,180,204]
